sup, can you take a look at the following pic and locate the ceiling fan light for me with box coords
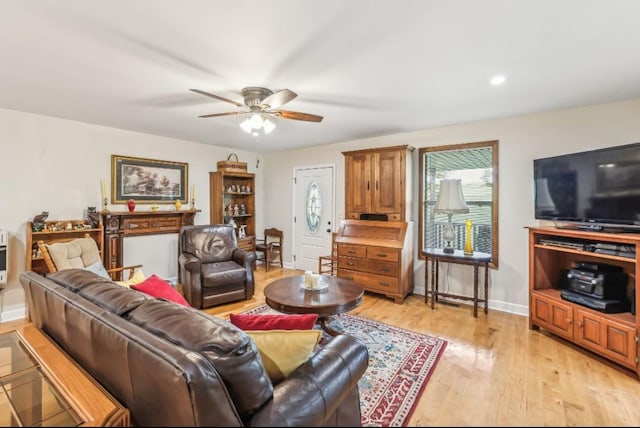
[263,118,276,134]
[249,113,263,129]
[239,118,253,134]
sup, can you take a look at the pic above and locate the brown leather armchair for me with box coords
[178,224,256,309]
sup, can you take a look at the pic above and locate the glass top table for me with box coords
[0,325,129,427]
[0,331,81,427]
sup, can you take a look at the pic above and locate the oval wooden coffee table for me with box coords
[264,274,365,336]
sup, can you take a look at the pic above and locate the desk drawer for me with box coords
[366,246,399,262]
[337,244,366,258]
[338,256,399,277]
[338,269,399,293]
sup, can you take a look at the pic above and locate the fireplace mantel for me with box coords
[101,209,200,278]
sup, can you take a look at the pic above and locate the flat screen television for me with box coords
[533,142,640,231]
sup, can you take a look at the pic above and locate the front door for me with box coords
[293,165,335,272]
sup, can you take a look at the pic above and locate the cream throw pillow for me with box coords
[246,329,321,384]
[115,269,146,288]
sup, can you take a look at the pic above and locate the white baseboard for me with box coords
[1,305,26,323]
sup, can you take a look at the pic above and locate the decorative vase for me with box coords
[464,219,473,255]
[174,200,182,211]
[127,199,136,212]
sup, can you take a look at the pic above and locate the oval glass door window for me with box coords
[306,181,322,233]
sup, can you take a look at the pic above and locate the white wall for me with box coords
[2,98,640,321]
[262,98,640,316]
[0,108,262,321]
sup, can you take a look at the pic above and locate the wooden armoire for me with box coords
[338,145,415,303]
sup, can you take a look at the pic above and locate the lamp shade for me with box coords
[434,179,469,214]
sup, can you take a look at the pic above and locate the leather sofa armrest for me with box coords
[232,248,256,299]
[232,248,257,268]
[249,334,369,426]
[178,252,203,307]
[179,253,201,273]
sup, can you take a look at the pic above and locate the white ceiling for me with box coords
[2,1,640,153]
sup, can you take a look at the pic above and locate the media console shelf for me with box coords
[528,226,640,377]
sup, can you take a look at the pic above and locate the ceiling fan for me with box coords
[190,87,323,134]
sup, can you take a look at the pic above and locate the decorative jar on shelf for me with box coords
[174,200,182,210]
[127,199,136,212]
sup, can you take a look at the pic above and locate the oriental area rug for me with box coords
[242,304,448,427]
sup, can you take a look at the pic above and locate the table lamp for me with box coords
[434,178,469,254]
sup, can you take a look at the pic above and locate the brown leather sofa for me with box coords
[20,269,369,427]
[178,224,256,309]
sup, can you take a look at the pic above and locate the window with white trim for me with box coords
[419,140,499,266]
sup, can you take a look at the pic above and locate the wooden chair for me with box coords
[37,238,142,281]
[255,228,283,271]
[318,232,338,275]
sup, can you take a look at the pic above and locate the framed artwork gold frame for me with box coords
[111,155,188,204]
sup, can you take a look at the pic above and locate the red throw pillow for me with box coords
[229,313,318,330]
[132,274,190,307]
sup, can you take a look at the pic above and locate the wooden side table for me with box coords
[0,324,130,427]
[423,248,492,317]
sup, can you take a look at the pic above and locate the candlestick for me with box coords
[102,197,110,214]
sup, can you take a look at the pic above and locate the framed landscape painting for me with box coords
[111,155,188,203]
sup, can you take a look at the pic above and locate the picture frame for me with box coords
[111,155,188,204]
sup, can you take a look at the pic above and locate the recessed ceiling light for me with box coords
[490,75,506,86]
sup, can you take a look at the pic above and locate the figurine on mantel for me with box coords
[86,207,100,228]
[32,211,49,232]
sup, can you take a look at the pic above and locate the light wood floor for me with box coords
[6,267,640,426]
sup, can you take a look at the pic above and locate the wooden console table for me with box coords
[101,209,200,279]
[423,248,492,317]
[0,324,129,426]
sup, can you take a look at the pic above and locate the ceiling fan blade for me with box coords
[190,89,245,108]
[198,111,249,118]
[261,89,297,109]
[272,110,323,122]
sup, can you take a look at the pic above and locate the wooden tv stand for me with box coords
[528,226,640,377]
